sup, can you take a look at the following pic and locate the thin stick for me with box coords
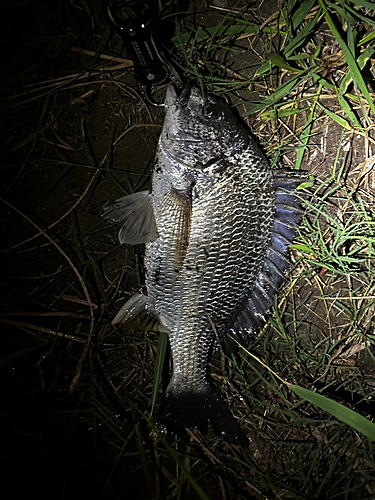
[0,197,95,393]
[0,318,86,343]
[1,170,100,252]
[70,46,133,66]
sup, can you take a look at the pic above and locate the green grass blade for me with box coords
[295,85,321,170]
[290,384,375,441]
[172,23,278,45]
[317,102,352,130]
[326,1,356,26]
[291,0,317,29]
[141,413,212,500]
[256,60,272,76]
[345,3,375,28]
[311,71,335,90]
[284,5,322,58]
[249,73,305,114]
[335,88,364,131]
[161,439,211,500]
[266,51,302,73]
[340,46,375,94]
[348,0,375,9]
[150,331,168,415]
[358,31,375,45]
[289,243,316,255]
[318,0,375,114]
[261,106,310,121]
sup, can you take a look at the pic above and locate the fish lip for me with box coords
[164,82,192,108]
[164,80,194,109]
[177,81,192,106]
[164,84,178,108]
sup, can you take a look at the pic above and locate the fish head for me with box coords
[161,84,250,169]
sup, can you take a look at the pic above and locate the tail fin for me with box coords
[158,382,248,446]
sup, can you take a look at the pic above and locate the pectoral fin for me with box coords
[163,187,192,271]
[103,191,158,245]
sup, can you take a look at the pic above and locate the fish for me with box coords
[103,84,305,445]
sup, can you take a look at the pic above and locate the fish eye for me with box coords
[202,103,217,120]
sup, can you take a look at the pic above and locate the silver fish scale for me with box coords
[145,144,274,386]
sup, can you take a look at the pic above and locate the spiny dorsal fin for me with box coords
[226,170,310,348]
[102,191,158,245]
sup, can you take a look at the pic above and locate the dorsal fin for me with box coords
[225,170,309,349]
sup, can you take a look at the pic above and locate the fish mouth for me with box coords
[165,82,193,108]
[177,82,192,106]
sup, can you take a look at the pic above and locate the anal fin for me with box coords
[112,293,168,332]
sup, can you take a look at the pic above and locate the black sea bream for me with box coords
[103,84,304,445]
